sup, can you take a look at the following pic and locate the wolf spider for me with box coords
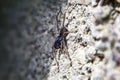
[52,6,76,72]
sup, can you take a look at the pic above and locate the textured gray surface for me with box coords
[0,0,120,80]
[0,0,66,80]
[48,0,120,80]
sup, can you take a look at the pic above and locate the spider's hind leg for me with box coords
[52,47,60,72]
[63,38,72,66]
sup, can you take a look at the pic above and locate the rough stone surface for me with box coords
[48,0,120,80]
[0,0,120,80]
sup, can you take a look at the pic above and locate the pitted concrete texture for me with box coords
[0,0,120,80]
[48,0,120,80]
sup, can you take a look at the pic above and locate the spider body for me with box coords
[52,27,71,72]
[54,35,63,49]
[52,5,76,72]
[54,26,68,48]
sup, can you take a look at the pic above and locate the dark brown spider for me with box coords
[52,5,76,72]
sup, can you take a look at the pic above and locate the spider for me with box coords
[52,5,76,72]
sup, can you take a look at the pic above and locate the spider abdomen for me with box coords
[54,36,63,49]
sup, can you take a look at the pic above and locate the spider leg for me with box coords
[98,0,104,6]
[67,51,72,66]
[63,3,77,28]
[58,49,61,60]
[56,7,62,32]
[64,37,72,66]
[52,47,60,72]
[61,38,66,54]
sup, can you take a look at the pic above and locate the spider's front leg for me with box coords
[56,7,63,33]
